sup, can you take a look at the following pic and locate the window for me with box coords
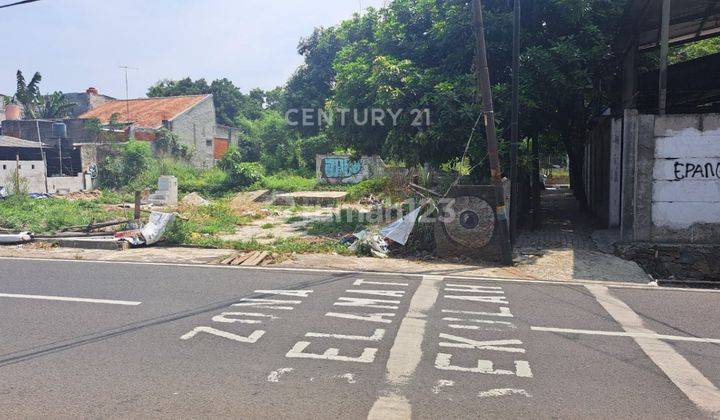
[2,165,5,170]
[206,139,213,147]
[31,164,35,170]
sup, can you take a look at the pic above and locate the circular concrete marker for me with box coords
[442,196,495,248]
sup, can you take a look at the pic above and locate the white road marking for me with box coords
[445,295,509,304]
[232,299,301,310]
[531,326,720,344]
[254,290,313,297]
[442,307,513,318]
[367,393,411,420]
[432,379,454,394]
[334,297,400,310]
[267,367,294,383]
[286,341,377,363]
[439,334,526,353]
[435,353,533,377]
[367,275,443,420]
[306,329,386,342]
[477,388,532,398]
[180,326,265,343]
[0,292,141,306]
[354,279,409,287]
[346,289,406,298]
[325,312,395,324]
[13,255,720,294]
[587,285,720,417]
[444,283,505,294]
[443,317,516,328]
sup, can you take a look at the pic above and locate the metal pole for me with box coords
[658,0,671,115]
[509,0,521,242]
[471,0,513,265]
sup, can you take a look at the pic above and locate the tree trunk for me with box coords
[134,191,142,222]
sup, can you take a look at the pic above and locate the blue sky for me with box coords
[1,0,384,99]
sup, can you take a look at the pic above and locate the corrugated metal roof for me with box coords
[0,135,48,148]
[618,0,720,52]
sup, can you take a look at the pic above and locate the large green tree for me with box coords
[147,77,267,125]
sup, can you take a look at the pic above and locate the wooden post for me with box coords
[15,153,20,194]
[134,191,142,222]
[509,0,521,242]
[658,0,671,115]
[471,0,513,265]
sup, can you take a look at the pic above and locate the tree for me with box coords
[123,141,156,221]
[38,91,75,119]
[147,77,265,125]
[6,70,42,119]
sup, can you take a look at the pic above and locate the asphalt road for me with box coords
[0,257,719,419]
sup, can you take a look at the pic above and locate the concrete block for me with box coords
[273,191,348,207]
[700,114,720,131]
[35,237,129,251]
[654,114,700,137]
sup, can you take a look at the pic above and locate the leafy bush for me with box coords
[297,134,335,170]
[97,141,157,192]
[345,177,391,201]
[218,147,265,189]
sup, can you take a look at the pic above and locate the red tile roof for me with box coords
[79,95,210,129]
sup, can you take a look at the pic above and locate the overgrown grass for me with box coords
[164,199,253,244]
[157,158,227,197]
[253,173,317,192]
[0,196,126,232]
[305,208,368,236]
[176,235,351,255]
[345,177,391,201]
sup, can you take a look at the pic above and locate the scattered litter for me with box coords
[379,207,422,246]
[267,367,294,383]
[477,388,532,398]
[335,373,356,384]
[219,250,270,266]
[115,212,175,247]
[0,231,32,244]
[432,379,455,394]
[181,192,210,207]
[0,187,7,199]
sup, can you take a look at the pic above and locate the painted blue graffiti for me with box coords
[322,157,362,179]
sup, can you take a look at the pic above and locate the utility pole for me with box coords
[471,0,513,265]
[119,65,138,121]
[509,0,521,242]
[658,0,671,115]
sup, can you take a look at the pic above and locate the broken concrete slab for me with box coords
[273,191,347,207]
[35,237,129,251]
[181,192,210,207]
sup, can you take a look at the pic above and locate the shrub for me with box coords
[298,134,335,170]
[345,177,391,201]
[218,147,264,190]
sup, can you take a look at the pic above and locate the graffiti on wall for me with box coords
[317,155,383,184]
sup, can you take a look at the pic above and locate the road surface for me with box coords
[0,257,719,419]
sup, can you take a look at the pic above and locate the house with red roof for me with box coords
[80,94,226,168]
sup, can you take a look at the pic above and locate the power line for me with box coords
[0,0,41,9]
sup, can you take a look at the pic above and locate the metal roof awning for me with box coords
[0,135,50,148]
[618,0,720,52]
